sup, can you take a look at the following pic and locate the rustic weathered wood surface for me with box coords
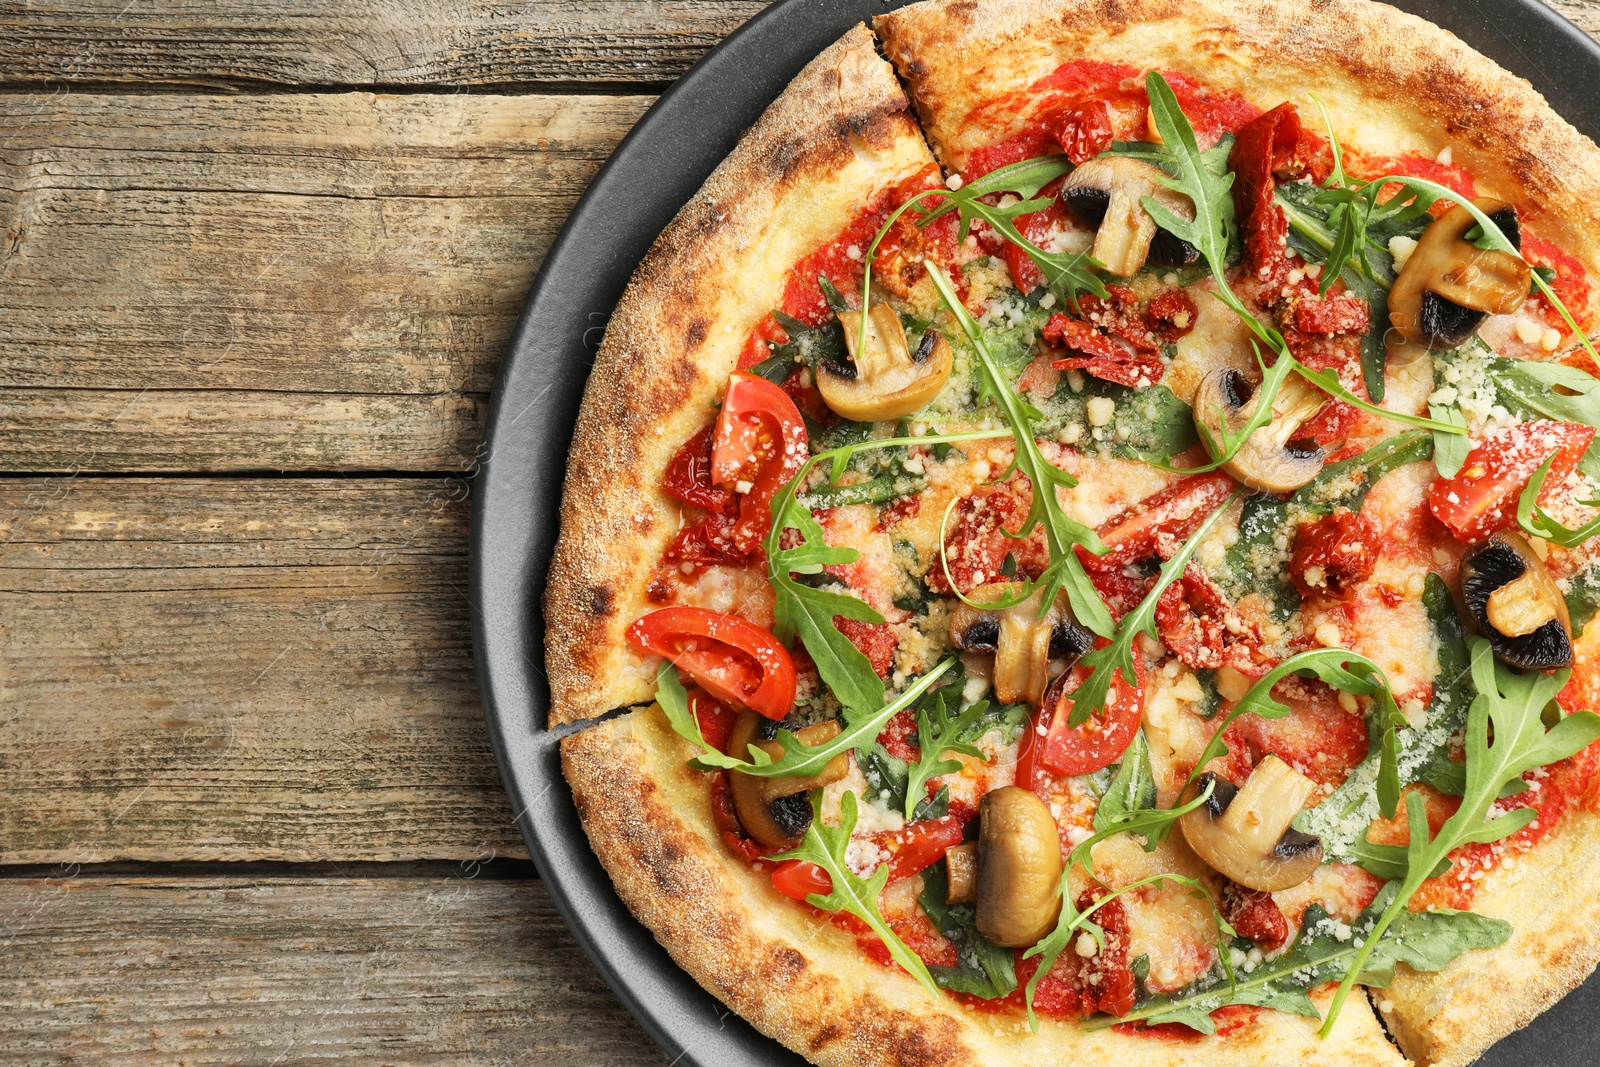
[4,0,1599,1061]
[0,865,669,1066]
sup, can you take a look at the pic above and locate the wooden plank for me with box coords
[0,0,764,88]
[0,869,668,1066]
[0,91,650,472]
[0,476,529,863]
[1552,0,1600,36]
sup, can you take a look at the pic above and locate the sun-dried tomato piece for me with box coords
[1045,314,1164,387]
[662,511,753,567]
[1290,507,1377,598]
[1231,103,1313,300]
[1146,289,1198,341]
[1155,565,1275,676]
[835,616,897,678]
[1219,881,1289,952]
[1293,295,1371,335]
[1054,100,1114,165]
[927,482,1050,595]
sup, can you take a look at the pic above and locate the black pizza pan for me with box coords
[471,2,1600,1063]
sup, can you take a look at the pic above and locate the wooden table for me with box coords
[1,1,1597,1061]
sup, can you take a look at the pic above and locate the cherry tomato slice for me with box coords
[711,372,809,554]
[662,426,736,515]
[1018,653,1145,784]
[772,859,832,900]
[876,815,966,881]
[1429,420,1595,544]
[627,606,797,719]
[687,687,739,753]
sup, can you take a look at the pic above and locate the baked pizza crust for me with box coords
[542,23,942,725]
[561,703,1408,1067]
[1375,808,1600,1067]
[875,0,1600,314]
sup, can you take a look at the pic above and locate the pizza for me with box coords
[542,2,1600,1065]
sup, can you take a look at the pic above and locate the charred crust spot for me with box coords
[588,585,615,618]
[685,317,708,351]
[809,1024,844,1052]
[773,946,807,978]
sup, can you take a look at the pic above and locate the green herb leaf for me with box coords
[1067,488,1243,727]
[902,687,991,819]
[1320,639,1600,1036]
[919,862,1018,998]
[927,263,1115,637]
[771,790,941,997]
[1517,455,1600,547]
[1112,884,1509,1033]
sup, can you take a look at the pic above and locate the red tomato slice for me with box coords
[1429,420,1595,544]
[711,372,809,554]
[772,859,832,900]
[1018,653,1145,784]
[627,606,797,719]
[1082,472,1238,573]
[875,815,966,881]
[687,687,739,753]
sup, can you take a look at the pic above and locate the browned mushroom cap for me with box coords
[949,582,1093,705]
[1061,156,1197,276]
[975,786,1064,947]
[817,303,953,422]
[944,842,978,905]
[1461,530,1574,670]
[1192,368,1325,493]
[727,711,850,847]
[1389,199,1530,349]
[1178,756,1323,892]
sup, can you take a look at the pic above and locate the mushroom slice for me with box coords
[1192,367,1326,492]
[1390,199,1531,349]
[1061,156,1198,276]
[818,303,953,422]
[949,581,1093,705]
[727,712,850,847]
[1179,756,1324,892]
[944,842,979,905]
[1461,530,1573,670]
[976,786,1064,947]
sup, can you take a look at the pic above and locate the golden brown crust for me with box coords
[1375,809,1600,1067]
[561,703,1407,1067]
[542,24,943,725]
[875,0,1600,307]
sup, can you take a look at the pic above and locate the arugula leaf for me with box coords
[1517,454,1600,547]
[902,691,995,819]
[927,263,1115,637]
[1320,639,1600,1035]
[1066,487,1243,726]
[919,862,1018,998]
[1178,648,1406,819]
[771,790,940,997]
[1092,729,1158,831]
[1112,884,1509,1033]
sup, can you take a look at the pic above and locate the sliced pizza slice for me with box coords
[544,23,952,724]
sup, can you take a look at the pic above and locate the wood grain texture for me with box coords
[0,0,764,88]
[0,868,669,1066]
[0,91,650,472]
[0,476,529,864]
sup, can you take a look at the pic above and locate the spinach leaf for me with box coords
[1092,729,1158,832]
[919,862,1017,999]
[1110,884,1510,1033]
[1565,559,1600,639]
